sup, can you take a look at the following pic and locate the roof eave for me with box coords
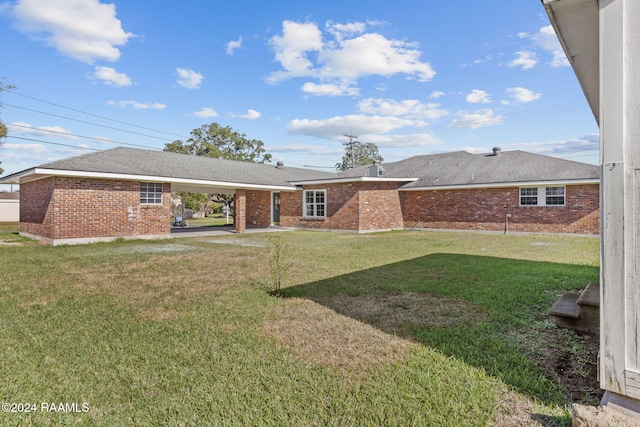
[400,178,599,191]
[289,176,418,186]
[1,168,297,192]
[543,0,599,123]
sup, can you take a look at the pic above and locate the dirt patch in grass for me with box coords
[540,328,602,405]
[490,389,566,427]
[263,298,412,369]
[205,238,265,247]
[308,292,487,335]
[103,243,197,254]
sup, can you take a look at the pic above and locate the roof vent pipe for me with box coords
[276,161,284,169]
[492,147,501,156]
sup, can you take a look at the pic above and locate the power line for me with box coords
[5,89,189,139]
[3,102,177,142]
[6,123,159,150]
[6,135,102,151]
[342,132,360,169]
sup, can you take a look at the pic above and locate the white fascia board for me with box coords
[0,168,37,184]
[19,168,297,192]
[289,177,418,186]
[399,179,599,191]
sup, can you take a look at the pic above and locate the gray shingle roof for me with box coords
[35,147,335,187]
[2,147,599,190]
[338,150,599,188]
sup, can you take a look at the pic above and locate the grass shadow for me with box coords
[280,252,600,406]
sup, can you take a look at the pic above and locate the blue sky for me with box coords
[0,0,599,180]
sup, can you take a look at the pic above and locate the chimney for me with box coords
[368,161,386,177]
[276,161,284,169]
[492,147,501,156]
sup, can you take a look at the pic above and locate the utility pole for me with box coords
[342,132,360,169]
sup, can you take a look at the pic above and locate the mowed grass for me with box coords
[0,229,599,426]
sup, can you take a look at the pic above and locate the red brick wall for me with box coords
[245,190,272,227]
[234,189,246,233]
[280,182,404,232]
[356,182,405,231]
[20,177,55,239]
[400,184,600,234]
[20,177,171,241]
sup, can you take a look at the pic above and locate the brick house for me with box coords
[0,146,599,244]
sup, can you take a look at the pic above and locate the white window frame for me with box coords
[303,189,326,218]
[519,186,566,206]
[140,182,164,205]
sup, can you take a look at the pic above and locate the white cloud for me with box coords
[501,134,599,156]
[193,107,219,118]
[447,109,504,129]
[4,143,48,154]
[506,87,542,103]
[226,37,242,55]
[325,20,366,41]
[465,89,491,104]
[357,98,448,120]
[533,25,569,67]
[429,91,445,99]
[269,144,343,156]
[301,82,359,97]
[11,0,133,63]
[176,68,204,89]
[238,109,261,120]
[267,20,435,92]
[507,51,537,70]
[317,32,435,82]
[92,66,132,87]
[363,133,443,148]
[7,121,77,140]
[287,114,415,139]
[268,20,323,82]
[107,100,166,110]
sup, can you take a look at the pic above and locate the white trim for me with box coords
[302,189,326,218]
[290,177,418,186]
[140,182,164,205]
[399,179,599,191]
[3,168,296,192]
[0,168,37,184]
[519,185,566,207]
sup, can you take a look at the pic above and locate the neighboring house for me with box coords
[0,146,599,244]
[0,192,19,222]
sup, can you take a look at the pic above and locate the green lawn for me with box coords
[0,229,599,426]
[181,215,233,227]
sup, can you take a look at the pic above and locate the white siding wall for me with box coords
[0,199,19,222]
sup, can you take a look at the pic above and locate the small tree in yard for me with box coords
[267,234,292,296]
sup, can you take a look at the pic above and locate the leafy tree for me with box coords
[335,142,384,171]
[164,123,273,216]
[165,122,272,163]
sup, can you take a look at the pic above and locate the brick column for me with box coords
[235,189,246,234]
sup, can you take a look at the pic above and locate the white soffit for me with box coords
[543,0,599,123]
